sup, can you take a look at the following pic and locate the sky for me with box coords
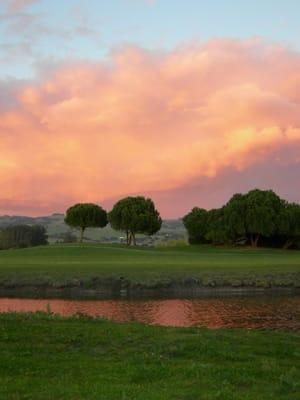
[0,0,300,217]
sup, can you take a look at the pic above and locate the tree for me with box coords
[30,225,48,246]
[108,196,162,245]
[205,208,229,244]
[223,193,247,242]
[183,207,208,244]
[278,203,300,249]
[0,224,48,250]
[222,190,284,247]
[183,189,291,248]
[244,189,283,247]
[64,203,108,242]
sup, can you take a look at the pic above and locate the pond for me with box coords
[0,295,299,329]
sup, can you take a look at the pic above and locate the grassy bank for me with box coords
[0,244,299,293]
[0,313,299,399]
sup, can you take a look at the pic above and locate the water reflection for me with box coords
[0,296,299,330]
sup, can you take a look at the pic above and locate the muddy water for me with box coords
[0,295,299,329]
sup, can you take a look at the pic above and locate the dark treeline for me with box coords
[0,225,48,250]
[2,190,300,250]
[183,189,300,249]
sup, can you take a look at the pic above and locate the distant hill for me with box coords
[0,214,186,244]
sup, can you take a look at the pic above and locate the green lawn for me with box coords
[0,313,299,400]
[0,244,299,288]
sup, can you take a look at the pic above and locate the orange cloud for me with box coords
[0,38,300,216]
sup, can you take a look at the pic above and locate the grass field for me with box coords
[0,312,299,399]
[0,244,299,289]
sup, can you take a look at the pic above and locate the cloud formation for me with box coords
[5,0,39,12]
[0,38,300,216]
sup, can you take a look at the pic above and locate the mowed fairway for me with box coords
[0,244,299,286]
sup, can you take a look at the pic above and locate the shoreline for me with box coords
[0,281,299,299]
[0,244,299,299]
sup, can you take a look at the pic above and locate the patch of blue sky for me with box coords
[0,0,299,79]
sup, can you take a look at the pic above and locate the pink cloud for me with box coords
[0,38,300,217]
[6,0,38,12]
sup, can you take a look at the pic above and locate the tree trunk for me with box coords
[131,232,136,246]
[250,234,260,247]
[283,239,293,250]
[80,227,85,243]
[126,230,129,246]
[128,232,132,246]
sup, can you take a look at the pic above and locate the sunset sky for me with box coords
[1,0,300,218]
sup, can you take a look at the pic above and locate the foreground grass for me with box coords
[0,244,299,289]
[0,313,299,400]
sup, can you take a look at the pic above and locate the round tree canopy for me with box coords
[65,203,108,241]
[108,196,162,244]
